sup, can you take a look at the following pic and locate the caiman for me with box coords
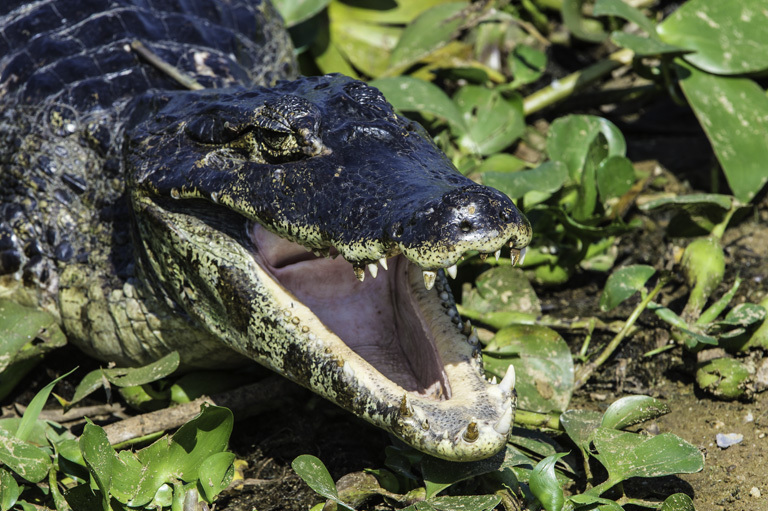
[0,0,531,461]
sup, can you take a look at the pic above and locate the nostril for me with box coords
[459,220,473,233]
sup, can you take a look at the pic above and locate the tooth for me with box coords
[446,264,458,279]
[422,270,436,290]
[367,263,378,279]
[353,266,365,282]
[499,364,516,395]
[462,320,472,335]
[510,249,520,266]
[399,394,414,417]
[494,249,501,261]
[519,247,527,265]
[379,258,388,270]
[462,421,479,443]
[490,376,498,384]
[479,253,488,261]
[493,404,513,436]
[467,328,479,346]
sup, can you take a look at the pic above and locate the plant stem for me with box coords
[574,273,669,389]
[514,409,561,430]
[523,48,635,115]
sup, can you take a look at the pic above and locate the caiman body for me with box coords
[0,0,531,460]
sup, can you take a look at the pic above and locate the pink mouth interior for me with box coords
[250,223,449,398]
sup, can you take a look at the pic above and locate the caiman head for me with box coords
[125,74,531,461]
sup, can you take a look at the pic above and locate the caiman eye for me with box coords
[255,94,327,162]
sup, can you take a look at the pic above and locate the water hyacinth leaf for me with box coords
[197,451,236,502]
[371,76,467,135]
[330,0,458,25]
[292,455,355,510]
[657,0,768,75]
[167,405,233,481]
[428,495,501,511]
[573,132,606,221]
[422,451,505,498]
[482,160,568,205]
[0,299,66,374]
[461,266,541,316]
[389,2,467,71]
[0,433,51,483]
[80,422,117,508]
[508,45,547,89]
[593,0,657,35]
[454,86,524,155]
[476,153,528,174]
[639,193,733,212]
[696,358,751,400]
[547,115,626,181]
[560,409,602,452]
[328,9,400,78]
[529,453,567,511]
[597,155,635,203]
[599,265,656,312]
[561,0,606,43]
[591,429,704,482]
[601,395,670,430]
[660,493,695,511]
[0,467,20,510]
[569,494,624,510]
[485,325,573,413]
[716,303,766,330]
[676,61,768,203]
[101,351,180,387]
[610,32,687,56]
[272,0,330,27]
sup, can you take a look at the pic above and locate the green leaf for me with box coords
[370,76,468,134]
[660,493,696,511]
[389,2,467,71]
[529,453,567,511]
[560,409,602,453]
[573,132,606,221]
[485,325,574,413]
[676,60,768,203]
[610,32,688,56]
[658,0,768,75]
[101,351,180,387]
[197,452,235,502]
[591,429,704,483]
[599,265,656,312]
[167,405,233,482]
[593,0,657,35]
[292,455,354,511]
[596,155,635,202]
[428,494,501,511]
[272,0,330,27]
[562,0,607,42]
[601,395,671,430]
[547,115,626,181]
[0,467,20,510]
[330,0,457,25]
[80,422,117,510]
[16,368,75,442]
[71,369,109,405]
[482,161,568,205]
[639,193,734,212]
[461,266,541,316]
[421,452,505,499]
[507,45,547,89]
[327,5,400,78]
[454,86,524,155]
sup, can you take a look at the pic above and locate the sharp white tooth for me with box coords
[510,249,520,266]
[422,270,437,290]
[494,249,501,261]
[353,267,365,282]
[462,320,472,335]
[491,376,498,384]
[493,404,514,436]
[467,328,479,346]
[367,263,378,279]
[379,258,388,270]
[446,264,458,279]
[499,364,516,395]
[519,247,527,265]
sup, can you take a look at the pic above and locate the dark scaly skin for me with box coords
[0,0,531,460]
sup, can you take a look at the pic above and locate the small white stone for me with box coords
[716,432,743,449]
[750,487,761,498]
